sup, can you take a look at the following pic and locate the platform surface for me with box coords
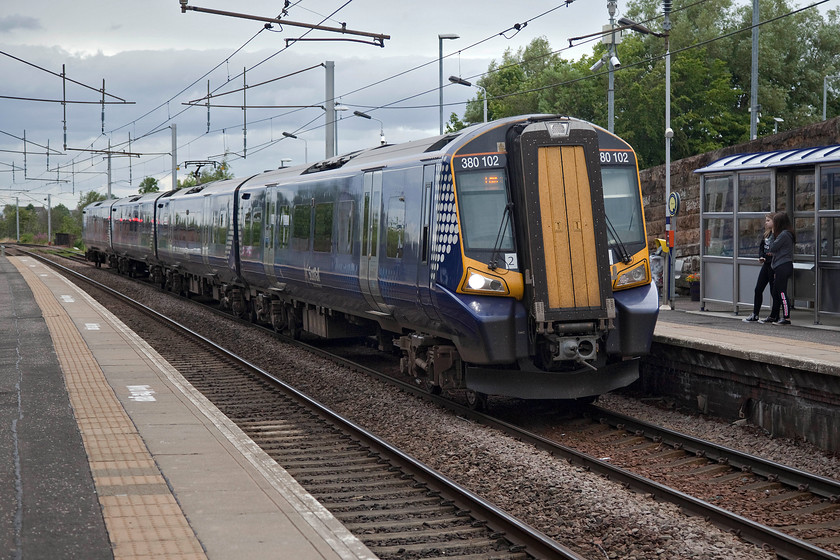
[655,296,840,376]
[1,255,376,560]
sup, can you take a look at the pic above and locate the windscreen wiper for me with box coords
[488,202,514,270]
[605,213,632,264]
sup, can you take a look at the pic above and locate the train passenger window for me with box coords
[336,200,353,255]
[215,210,227,245]
[386,196,405,259]
[314,202,333,252]
[292,204,311,251]
[278,206,290,248]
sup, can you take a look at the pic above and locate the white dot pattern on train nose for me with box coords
[431,164,458,281]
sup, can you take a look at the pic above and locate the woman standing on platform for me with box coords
[762,211,795,325]
[743,213,775,322]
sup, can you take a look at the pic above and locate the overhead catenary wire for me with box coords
[6,0,833,200]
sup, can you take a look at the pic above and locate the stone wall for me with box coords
[639,116,840,272]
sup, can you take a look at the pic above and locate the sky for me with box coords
[0,0,835,211]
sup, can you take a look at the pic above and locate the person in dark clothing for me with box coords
[762,211,795,325]
[743,213,775,322]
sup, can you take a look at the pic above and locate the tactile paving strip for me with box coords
[11,258,206,560]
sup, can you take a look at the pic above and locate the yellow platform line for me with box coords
[10,258,207,560]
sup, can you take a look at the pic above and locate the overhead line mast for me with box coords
[178,1,390,47]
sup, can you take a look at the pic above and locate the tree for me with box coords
[177,159,233,189]
[447,0,840,168]
[445,112,467,133]
[138,176,159,194]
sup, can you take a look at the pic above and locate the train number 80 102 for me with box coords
[600,150,632,164]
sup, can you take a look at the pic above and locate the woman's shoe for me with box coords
[759,316,778,324]
[742,314,759,322]
[773,319,791,325]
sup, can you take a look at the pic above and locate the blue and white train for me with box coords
[84,115,659,408]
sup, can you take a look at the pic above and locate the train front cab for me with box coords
[447,117,657,400]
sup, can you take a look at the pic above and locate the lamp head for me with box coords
[448,75,471,87]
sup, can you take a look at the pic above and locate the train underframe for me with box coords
[87,251,639,410]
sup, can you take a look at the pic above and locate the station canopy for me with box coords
[695,145,840,174]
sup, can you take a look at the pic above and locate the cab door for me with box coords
[416,163,442,324]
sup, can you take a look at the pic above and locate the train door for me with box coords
[201,194,212,266]
[510,122,612,323]
[360,170,391,314]
[263,187,279,284]
[416,163,442,323]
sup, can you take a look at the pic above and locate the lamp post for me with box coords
[772,117,784,134]
[438,33,459,135]
[607,1,620,133]
[621,9,672,306]
[824,74,840,121]
[282,132,308,164]
[330,103,349,155]
[591,2,622,133]
[448,76,487,123]
[353,111,386,145]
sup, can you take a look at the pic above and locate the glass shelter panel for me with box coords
[738,218,765,257]
[704,217,734,257]
[704,176,733,213]
[819,268,840,313]
[820,166,840,210]
[738,173,771,212]
[820,217,840,259]
[704,261,733,302]
[776,173,789,212]
[795,217,815,256]
[794,172,816,212]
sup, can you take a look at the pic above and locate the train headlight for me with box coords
[463,268,509,295]
[615,262,649,289]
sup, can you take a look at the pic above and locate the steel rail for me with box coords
[591,405,840,500]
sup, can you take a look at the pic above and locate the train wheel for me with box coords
[465,390,488,412]
[423,377,442,396]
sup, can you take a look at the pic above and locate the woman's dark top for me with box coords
[769,230,794,270]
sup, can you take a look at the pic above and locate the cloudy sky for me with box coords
[0,0,621,209]
[1,0,829,210]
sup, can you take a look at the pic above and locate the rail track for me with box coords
[21,246,840,560]
[19,247,581,560]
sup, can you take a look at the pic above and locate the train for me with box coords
[83,115,659,409]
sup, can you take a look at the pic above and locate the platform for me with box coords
[644,296,840,452]
[0,255,376,560]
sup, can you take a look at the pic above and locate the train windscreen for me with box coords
[601,166,646,250]
[456,170,515,251]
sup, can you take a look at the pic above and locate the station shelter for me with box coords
[694,145,840,324]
